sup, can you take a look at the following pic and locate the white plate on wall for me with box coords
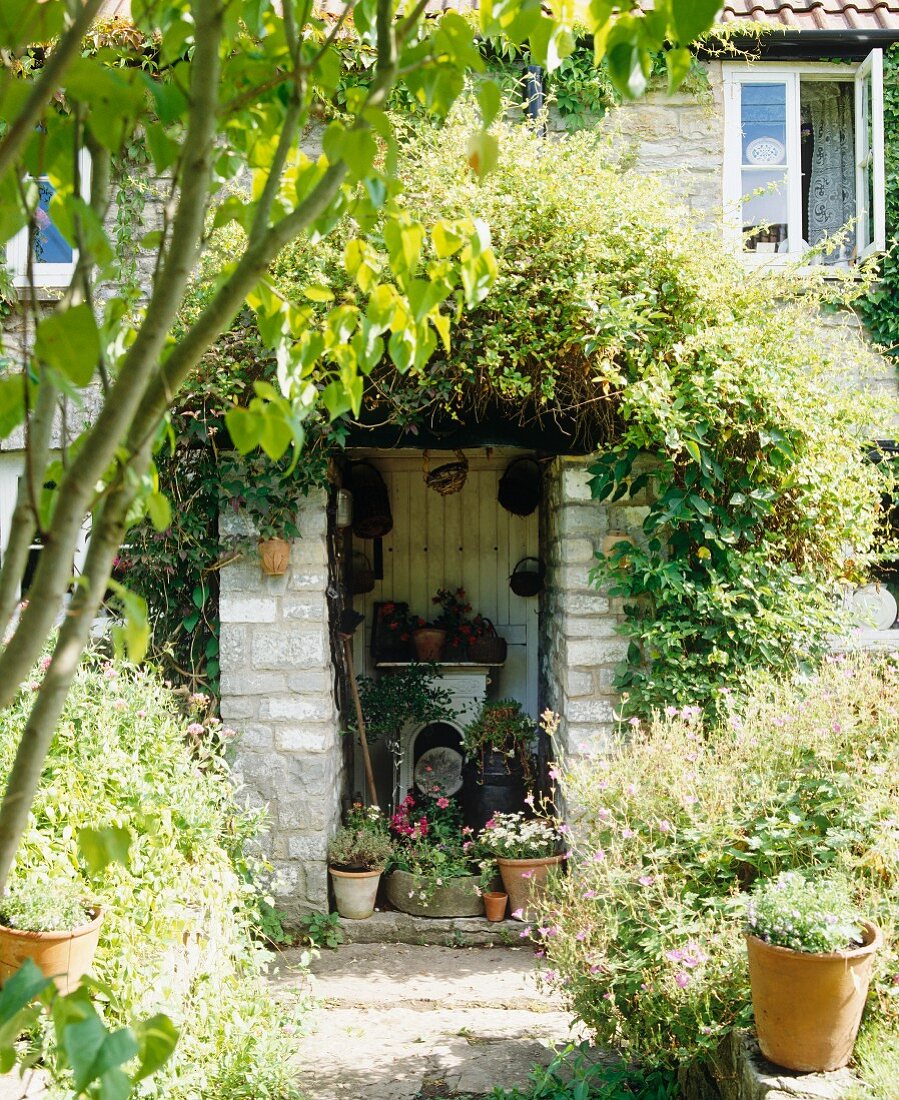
[848,584,898,630]
[414,746,464,796]
[745,137,786,165]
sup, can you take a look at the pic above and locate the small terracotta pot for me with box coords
[746,920,882,1072]
[497,855,564,922]
[329,868,381,920]
[483,891,508,922]
[0,907,103,994]
[412,628,446,662]
[258,537,290,576]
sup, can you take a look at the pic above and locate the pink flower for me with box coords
[658,820,671,834]
[626,783,637,796]
[597,808,611,821]
[592,849,606,862]
[39,656,51,671]
[113,698,126,712]
[575,929,587,941]
[186,722,204,736]
[675,971,690,988]
[638,875,654,887]
[436,797,450,809]
[628,716,640,728]
[520,926,532,938]
[521,870,534,880]
[664,706,678,717]
[511,908,524,920]
[621,827,635,839]
[584,889,598,900]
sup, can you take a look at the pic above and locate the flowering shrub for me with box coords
[480,812,565,860]
[541,653,899,1071]
[0,876,91,933]
[3,651,304,1097]
[389,794,477,902]
[747,873,864,954]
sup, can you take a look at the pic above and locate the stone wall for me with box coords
[218,492,343,921]
[539,456,652,764]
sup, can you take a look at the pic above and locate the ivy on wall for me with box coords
[860,43,899,353]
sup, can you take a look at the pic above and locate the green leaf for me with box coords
[226,407,264,454]
[665,46,692,93]
[465,131,499,178]
[78,826,133,876]
[147,492,172,532]
[34,305,100,388]
[106,581,150,664]
[0,960,51,1029]
[133,1014,179,1082]
[670,0,721,45]
[476,79,502,127]
[64,1013,138,1093]
[0,376,28,439]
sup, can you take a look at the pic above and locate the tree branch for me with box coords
[0,0,225,711]
[0,0,105,181]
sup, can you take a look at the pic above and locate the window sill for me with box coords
[834,627,899,651]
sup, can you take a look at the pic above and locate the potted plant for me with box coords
[744,872,881,1073]
[0,879,102,993]
[327,806,393,920]
[461,699,534,833]
[479,811,566,922]
[384,794,484,917]
[219,452,311,577]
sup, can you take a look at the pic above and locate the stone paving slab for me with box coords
[275,941,582,1099]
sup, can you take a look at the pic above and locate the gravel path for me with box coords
[271,941,583,1100]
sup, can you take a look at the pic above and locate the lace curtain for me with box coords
[805,83,855,261]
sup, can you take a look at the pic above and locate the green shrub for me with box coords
[3,653,305,1098]
[541,652,899,1071]
[0,877,91,933]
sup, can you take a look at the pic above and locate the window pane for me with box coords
[741,83,787,165]
[741,168,789,251]
[32,181,73,265]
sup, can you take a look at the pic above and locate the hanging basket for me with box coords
[509,557,546,597]
[424,450,468,496]
[498,457,541,517]
[468,618,508,664]
[349,550,375,595]
[349,461,393,538]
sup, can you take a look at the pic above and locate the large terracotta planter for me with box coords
[497,855,564,922]
[385,869,483,917]
[0,907,103,994]
[412,628,446,662]
[746,920,882,1072]
[330,868,381,920]
[258,538,290,576]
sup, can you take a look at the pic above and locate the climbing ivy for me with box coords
[859,43,899,353]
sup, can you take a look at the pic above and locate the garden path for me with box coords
[270,940,583,1099]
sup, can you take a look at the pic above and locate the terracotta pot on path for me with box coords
[497,855,564,922]
[412,628,446,662]
[329,868,382,920]
[745,920,882,1072]
[0,907,103,994]
[483,891,508,922]
[259,538,291,576]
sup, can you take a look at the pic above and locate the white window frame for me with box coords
[6,148,92,290]
[723,52,885,268]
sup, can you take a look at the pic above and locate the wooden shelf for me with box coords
[374,661,505,670]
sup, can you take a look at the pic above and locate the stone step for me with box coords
[335,909,525,947]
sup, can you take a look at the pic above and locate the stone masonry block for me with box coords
[561,466,593,502]
[559,506,605,539]
[251,625,325,669]
[566,697,618,725]
[566,637,630,667]
[561,538,596,565]
[219,625,249,671]
[565,593,611,616]
[219,596,278,623]
[290,535,328,569]
[264,694,333,722]
[288,670,333,694]
[219,670,287,697]
[275,723,336,753]
[235,724,274,752]
[304,861,330,909]
[287,570,328,592]
[220,696,256,722]
[564,670,595,698]
[565,616,621,639]
[287,833,329,861]
[280,597,325,623]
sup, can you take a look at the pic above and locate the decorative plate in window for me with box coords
[745,137,786,165]
[414,746,464,796]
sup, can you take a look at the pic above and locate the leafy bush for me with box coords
[541,652,899,1071]
[0,876,91,933]
[487,1044,679,1099]
[747,872,863,954]
[3,653,305,1098]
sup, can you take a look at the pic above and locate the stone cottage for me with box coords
[5,0,899,917]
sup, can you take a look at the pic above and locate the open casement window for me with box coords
[855,48,886,260]
[5,148,91,289]
[723,51,885,268]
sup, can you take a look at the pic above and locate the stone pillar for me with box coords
[540,457,650,764]
[219,492,342,921]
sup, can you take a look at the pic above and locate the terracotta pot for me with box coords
[497,855,564,922]
[412,628,446,662]
[0,907,103,994]
[385,870,484,917]
[483,891,508,922]
[746,920,882,1072]
[330,868,381,920]
[258,537,290,576]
